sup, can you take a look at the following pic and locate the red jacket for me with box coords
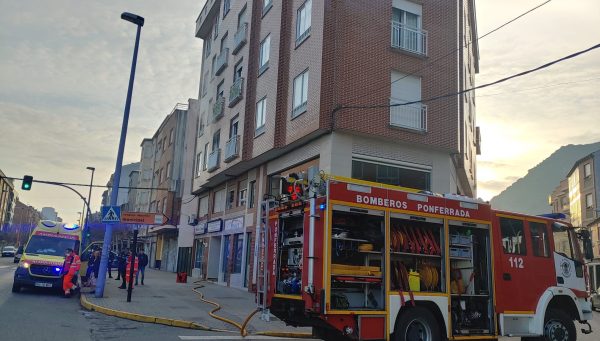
[63,254,81,275]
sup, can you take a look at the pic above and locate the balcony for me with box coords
[195,0,221,38]
[207,149,220,172]
[229,77,244,107]
[215,48,229,76]
[212,96,225,122]
[224,135,240,162]
[391,21,428,56]
[233,23,248,55]
[389,98,427,132]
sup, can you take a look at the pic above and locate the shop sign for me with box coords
[224,216,244,232]
[206,219,223,233]
[195,221,207,234]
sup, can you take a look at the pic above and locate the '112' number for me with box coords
[509,257,524,269]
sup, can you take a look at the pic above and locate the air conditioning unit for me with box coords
[188,214,199,226]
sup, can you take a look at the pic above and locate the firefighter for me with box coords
[62,248,81,297]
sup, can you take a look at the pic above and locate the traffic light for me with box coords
[22,175,33,191]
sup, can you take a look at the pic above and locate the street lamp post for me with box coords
[81,166,95,250]
[96,12,144,298]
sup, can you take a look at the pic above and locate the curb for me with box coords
[79,293,208,330]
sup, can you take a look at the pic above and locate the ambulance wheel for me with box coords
[12,282,21,293]
[393,306,441,341]
[522,309,575,341]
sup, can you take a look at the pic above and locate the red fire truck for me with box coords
[259,176,594,341]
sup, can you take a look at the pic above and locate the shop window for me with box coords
[194,239,205,269]
[530,222,550,257]
[500,217,527,255]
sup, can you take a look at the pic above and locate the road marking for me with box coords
[0,265,14,269]
[178,336,299,340]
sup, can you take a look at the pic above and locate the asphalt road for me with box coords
[0,257,310,341]
[1,256,598,340]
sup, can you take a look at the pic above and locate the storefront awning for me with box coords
[148,224,177,234]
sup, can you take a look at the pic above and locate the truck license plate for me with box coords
[34,282,52,288]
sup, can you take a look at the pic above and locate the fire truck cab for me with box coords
[261,176,594,341]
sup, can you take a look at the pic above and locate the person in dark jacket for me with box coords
[107,250,114,278]
[117,249,128,288]
[135,250,149,285]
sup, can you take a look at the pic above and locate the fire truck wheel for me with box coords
[393,306,441,341]
[523,309,576,341]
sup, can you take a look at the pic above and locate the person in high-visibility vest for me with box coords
[124,251,139,288]
[62,248,81,297]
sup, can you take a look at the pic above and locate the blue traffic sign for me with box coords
[101,206,121,224]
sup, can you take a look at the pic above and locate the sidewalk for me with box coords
[81,268,313,335]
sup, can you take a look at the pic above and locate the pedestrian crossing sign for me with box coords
[101,206,121,224]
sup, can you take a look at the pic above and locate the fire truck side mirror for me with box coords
[583,238,594,260]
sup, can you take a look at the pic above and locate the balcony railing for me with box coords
[229,77,244,107]
[233,23,248,55]
[389,98,427,132]
[215,48,229,76]
[212,96,225,122]
[224,135,240,162]
[391,21,427,56]
[207,149,220,172]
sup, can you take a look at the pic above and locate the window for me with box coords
[292,69,309,117]
[238,6,247,29]
[213,15,219,40]
[213,188,226,213]
[500,217,527,255]
[232,233,244,273]
[166,162,171,179]
[169,129,174,144]
[230,116,239,138]
[159,168,164,183]
[296,0,312,44]
[162,199,167,214]
[553,224,573,259]
[255,97,267,133]
[248,180,256,208]
[196,153,202,176]
[198,115,205,137]
[263,0,272,14]
[223,0,231,17]
[204,38,212,58]
[202,72,209,97]
[227,190,235,209]
[530,222,550,257]
[259,35,270,73]
[584,163,592,177]
[391,3,424,54]
[220,32,228,52]
[211,55,217,76]
[352,159,430,191]
[162,138,166,151]
[390,71,424,130]
[199,196,209,217]
[203,143,209,170]
[234,60,243,82]
[586,193,594,208]
[217,80,225,99]
[238,179,248,206]
[212,130,221,151]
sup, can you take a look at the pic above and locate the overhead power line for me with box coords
[347,0,553,106]
[335,43,600,112]
[477,76,600,98]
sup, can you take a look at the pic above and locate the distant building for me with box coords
[40,207,59,221]
[13,200,41,244]
[104,162,141,209]
[549,178,570,219]
[0,168,17,231]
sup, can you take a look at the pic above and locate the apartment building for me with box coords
[146,104,188,272]
[0,168,16,231]
[190,0,480,290]
[549,178,570,219]
[567,151,600,257]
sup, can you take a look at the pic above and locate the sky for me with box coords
[1,0,599,223]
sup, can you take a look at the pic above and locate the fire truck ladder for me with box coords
[257,199,275,321]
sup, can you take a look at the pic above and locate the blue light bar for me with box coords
[63,223,80,230]
[41,221,57,228]
[319,203,326,210]
[537,213,567,219]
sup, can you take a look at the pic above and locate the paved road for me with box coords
[0,257,306,341]
[2,256,599,340]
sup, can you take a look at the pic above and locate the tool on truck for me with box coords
[257,175,594,341]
